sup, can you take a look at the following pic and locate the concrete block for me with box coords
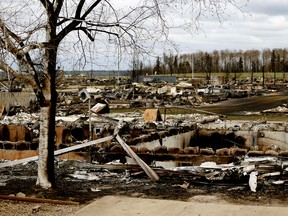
[216,148,230,156]
[229,148,247,156]
[168,147,183,154]
[183,147,199,154]
[265,150,278,156]
[247,150,265,157]
[199,148,215,155]
[15,141,30,150]
[138,147,151,154]
[0,125,9,141]
[279,150,288,157]
[3,125,29,142]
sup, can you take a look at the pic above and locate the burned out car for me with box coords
[201,87,228,103]
[233,89,249,98]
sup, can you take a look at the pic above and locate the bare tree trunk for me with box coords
[36,106,52,189]
[36,95,56,189]
[36,47,57,189]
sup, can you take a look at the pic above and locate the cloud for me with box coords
[2,0,287,71]
[164,0,288,56]
[248,0,288,16]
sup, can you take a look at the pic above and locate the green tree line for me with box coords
[131,48,288,84]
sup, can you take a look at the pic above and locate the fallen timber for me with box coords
[0,195,79,205]
[112,119,159,181]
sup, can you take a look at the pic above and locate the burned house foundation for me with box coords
[1,112,288,168]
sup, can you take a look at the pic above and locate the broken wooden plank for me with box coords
[91,114,159,181]
[115,134,159,181]
[0,136,114,168]
[55,136,113,155]
[0,195,79,205]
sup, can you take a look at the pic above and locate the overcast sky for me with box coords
[2,1,288,71]
[54,0,288,71]
[168,0,288,54]
[101,0,288,71]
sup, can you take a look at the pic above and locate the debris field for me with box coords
[1,76,288,215]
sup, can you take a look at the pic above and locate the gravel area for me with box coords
[0,200,83,216]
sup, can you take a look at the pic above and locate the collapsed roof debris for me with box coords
[2,107,288,190]
[1,76,288,200]
[167,155,288,192]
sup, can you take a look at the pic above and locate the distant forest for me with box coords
[131,48,288,83]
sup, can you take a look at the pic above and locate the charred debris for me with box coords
[1,76,288,192]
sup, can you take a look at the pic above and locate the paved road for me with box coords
[199,92,288,115]
[69,196,288,216]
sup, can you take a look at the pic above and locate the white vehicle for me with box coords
[197,85,222,95]
[197,86,211,95]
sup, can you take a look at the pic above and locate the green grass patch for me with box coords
[110,107,288,122]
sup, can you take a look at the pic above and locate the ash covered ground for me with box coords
[1,159,288,207]
[2,85,288,215]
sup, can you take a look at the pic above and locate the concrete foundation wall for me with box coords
[136,131,195,149]
[0,149,88,160]
[2,119,288,161]
[258,131,288,150]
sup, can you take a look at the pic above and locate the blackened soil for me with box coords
[1,160,288,207]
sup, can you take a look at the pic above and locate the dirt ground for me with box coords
[1,159,288,215]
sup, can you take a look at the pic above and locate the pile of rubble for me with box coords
[1,75,288,193]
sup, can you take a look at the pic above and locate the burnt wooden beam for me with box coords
[0,195,79,205]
